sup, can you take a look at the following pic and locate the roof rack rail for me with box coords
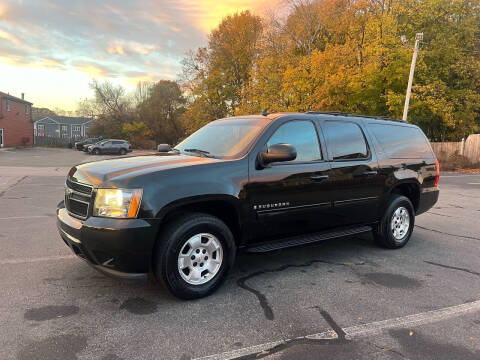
[306,111,406,123]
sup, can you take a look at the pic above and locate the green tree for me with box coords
[122,121,152,147]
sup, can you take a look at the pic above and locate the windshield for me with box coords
[175,117,269,159]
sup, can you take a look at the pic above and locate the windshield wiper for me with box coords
[182,148,215,158]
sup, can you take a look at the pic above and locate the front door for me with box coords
[246,119,333,243]
[0,129,4,148]
[320,119,382,226]
[102,141,112,154]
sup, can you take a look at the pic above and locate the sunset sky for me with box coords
[0,0,280,111]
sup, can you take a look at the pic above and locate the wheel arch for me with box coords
[389,181,420,212]
[155,195,244,246]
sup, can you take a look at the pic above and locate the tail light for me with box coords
[434,158,440,187]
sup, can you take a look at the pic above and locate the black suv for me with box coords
[57,112,439,299]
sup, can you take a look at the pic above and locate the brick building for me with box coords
[0,92,33,148]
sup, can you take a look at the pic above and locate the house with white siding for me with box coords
[34,116,93,139]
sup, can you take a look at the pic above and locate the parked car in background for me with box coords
[87,139,132,155]
[75,137,102,151]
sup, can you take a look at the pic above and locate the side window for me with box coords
[6,99,11,112]
[267,120,321,162]
[324,121,368,160]
[368,123,434,159]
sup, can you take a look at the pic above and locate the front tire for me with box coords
[92,148,100,155]
[153,213,236,299]
[374,195,415,249]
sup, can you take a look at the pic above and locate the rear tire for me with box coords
[153,213,236,299]
[119,148,127,155]
[374,195,415,249]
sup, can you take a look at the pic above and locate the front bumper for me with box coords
[57,201,159,281]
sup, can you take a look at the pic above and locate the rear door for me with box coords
[320,119,382,226]
[246,119,333,242]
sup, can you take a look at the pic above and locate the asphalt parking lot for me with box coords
[1,147,479,360]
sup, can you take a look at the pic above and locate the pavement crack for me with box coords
[233,308,348,359]
[313,307,347,340]
[0,175,28,198]
[424,260,480,276]
[237,259,355,320]
[369,341,409,359]
[416,225,480,241]
[428,212,452,218]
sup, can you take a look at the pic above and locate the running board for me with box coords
[244,226,373,253]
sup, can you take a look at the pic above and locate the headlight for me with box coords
[93,189,143,218]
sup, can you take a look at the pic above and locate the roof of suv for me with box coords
[230,111,411,127]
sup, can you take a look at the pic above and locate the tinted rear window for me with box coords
[368,123,433,159]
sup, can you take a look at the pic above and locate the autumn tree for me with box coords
[183,0,480,141]
[182,11,263,132]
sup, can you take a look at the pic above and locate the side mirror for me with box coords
[157,143,172,152]
[258,143,297,167]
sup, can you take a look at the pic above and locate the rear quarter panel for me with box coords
[362,121,437,215]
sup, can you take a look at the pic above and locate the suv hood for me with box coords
[69,154,218,186]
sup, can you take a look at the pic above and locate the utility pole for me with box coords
[402,32,423,122]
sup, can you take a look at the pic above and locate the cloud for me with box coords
[0,29,21,45]
[74,63,107,78]
[0,0,284,109]
[107,44,126,55]
[0,4,7,19]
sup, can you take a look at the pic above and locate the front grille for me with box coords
[66,178,93,195]
[65,179,93,219]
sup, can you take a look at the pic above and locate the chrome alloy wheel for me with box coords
[391,206,410,241]
[177,233,223,285]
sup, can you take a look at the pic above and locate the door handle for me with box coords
[362,170,378,176]
[310,175,329,181]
